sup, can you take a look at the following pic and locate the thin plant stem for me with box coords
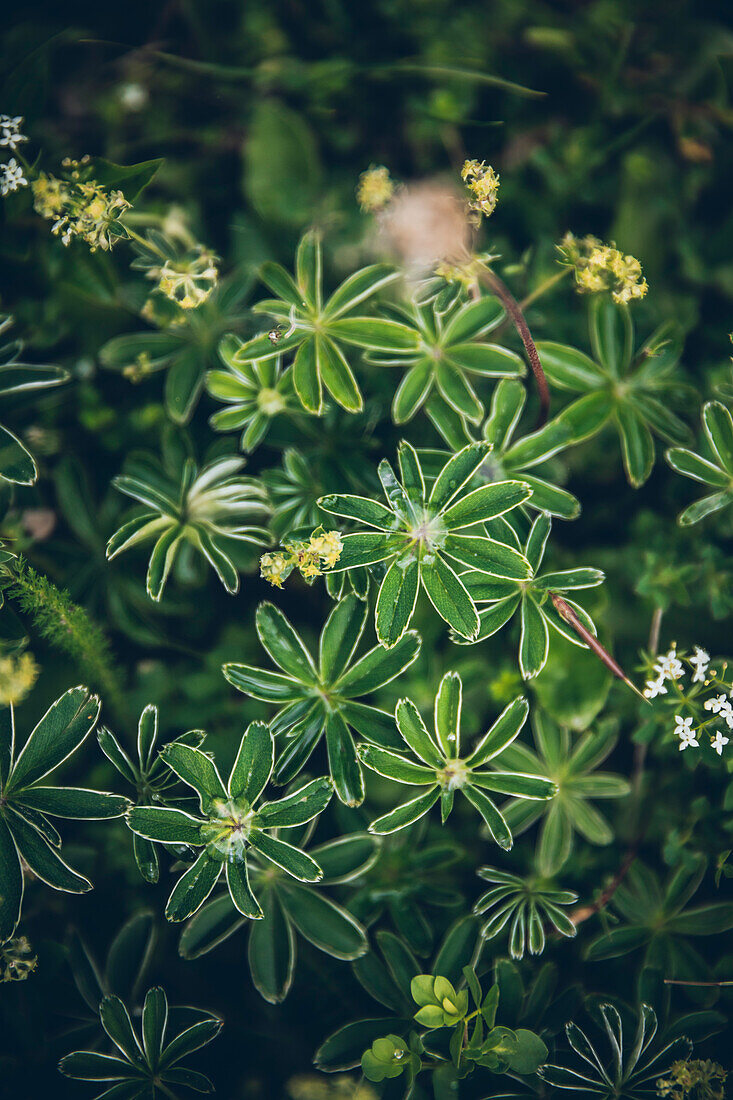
[477,264,550,426]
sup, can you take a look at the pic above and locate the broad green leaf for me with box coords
[142,987,168,1069]
[318,335,363,412]
[0,812,22,939]
[375,556,420,647]
[160,744,227,811]
[435,362,483,422]
[393,359,434,423]
[442,295,504,343]
[519,597,549,679]
[395,698,443,769]
[9,807,92,893]
[256,603,317,683]
[428,442,491,511]
[336,630,421,696]
[222,663,302,702]
[441,480,531,528]
[463,786,512,849]
[258,776,333,825]
[702,400,733,473]
[226,859,263,919]
[535,342,608,391]
[434,672,461,758]
[358,744,436,785]
[17,786,128,819]
[280,880,368,959]
[165,851,222,922]
[447,342,523,378]
[293,337,322,413]
[442,534,530,580]
[589,295,632,377]
[8,686,101,793]
[329,532,397,570]
[468,697,529,767]
[127,806,204,846]
[316,493,395,529]
[100,994,144,1064]
[0,424,37,485]
[324,264,398,319]
[228,721,274,803]
[666,447,729,486]
[323,712,363,807]
[616,403,655,487]
[248,888,294,1002]
[368,788,441,834]
[421,556,479,639]
[330,317,420,351]
[320,594,367,684]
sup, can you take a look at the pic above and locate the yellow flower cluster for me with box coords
[33,158,130,252]
[0,936,37,982]
[260,530,343,588]
[356,165,395,212]
[558,232,648,304]
[461,159,500,220]
[287,1074,378,1100]
[152,245,219,310]
[0,652,39,705]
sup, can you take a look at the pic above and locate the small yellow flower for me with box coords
[309,530,343,568]
[0,652,39,705]
[259,551,294,589]
[558,232,648,305]
[357,166,395,213]
[461,159,500,220]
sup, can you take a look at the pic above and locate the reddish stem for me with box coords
[478,266,550,426]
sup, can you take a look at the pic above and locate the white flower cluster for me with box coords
[0,114,28,198]
[647,645,730,756]
[643,645,689,698]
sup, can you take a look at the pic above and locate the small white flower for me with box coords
[689,646,710,683]
[678,730,699,750]
[720,701,733,730]
[654,648,684,682]
[704,694,727,714]
[0,158,27,197]
[644,676,667,699]
[674,715,694,738]
[711,730,729,756]
[0,115,27,151]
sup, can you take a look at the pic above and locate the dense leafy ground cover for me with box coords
[0,2,731,1097]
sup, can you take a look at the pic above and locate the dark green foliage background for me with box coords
[0,1,731,1096]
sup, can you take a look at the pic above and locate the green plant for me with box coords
[0,686,128,939]
[222,596,421,805]
[490,714,631,875]
[126,721,334,920]
[107,451,270,600]
[59,986,222,1098]
[357,670,555,845]
[473,865,577,957]
[666,402,733,526]
[319,440,533,645]
[539,1003,691,1098]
